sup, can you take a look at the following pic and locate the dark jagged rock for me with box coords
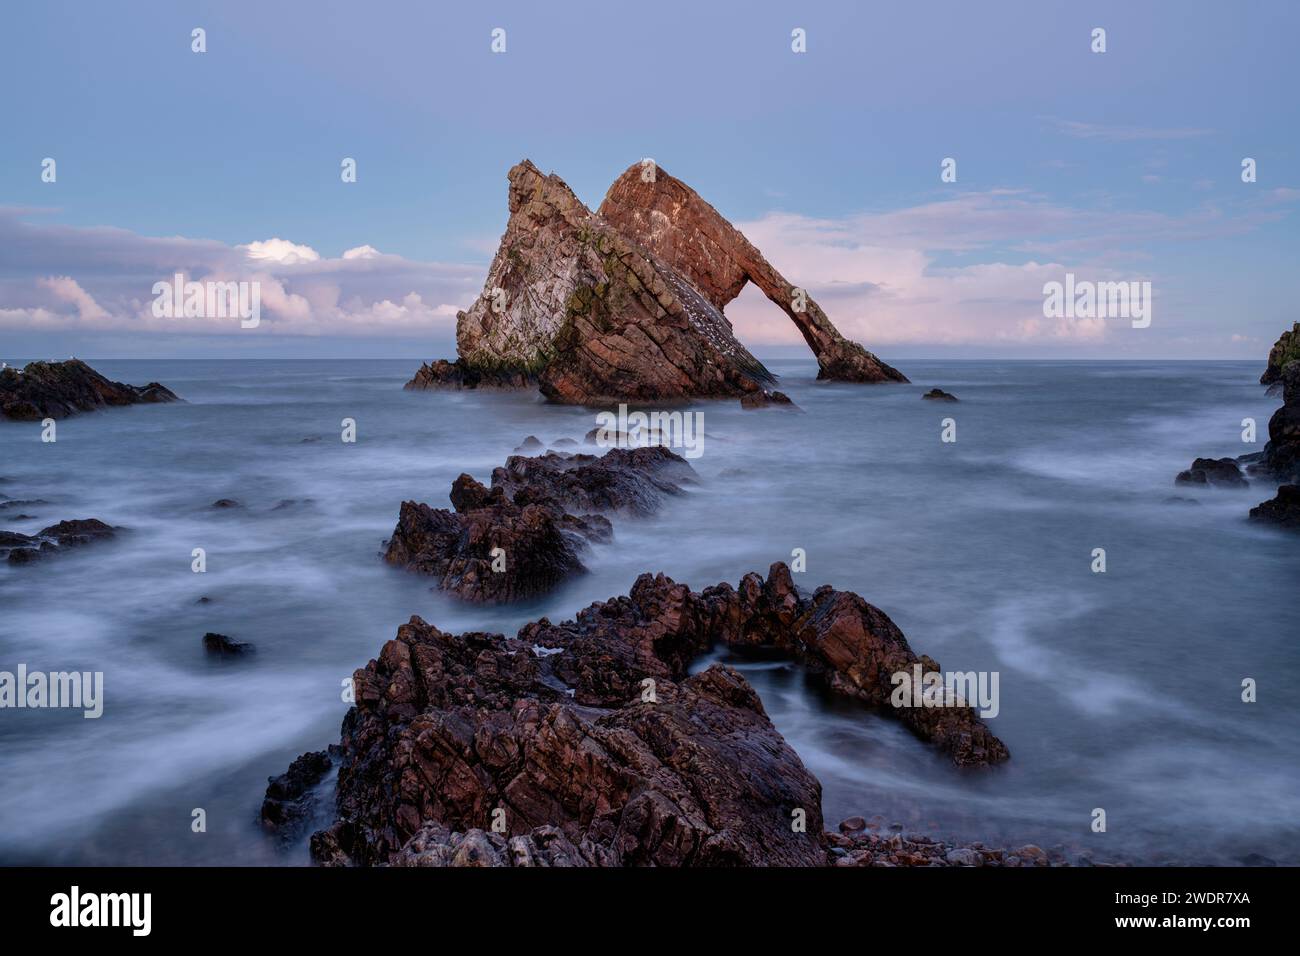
[261,749,335,840]
[297,563,1005,868]
[1259,361,1300,484]
[39,518,116,545]
[1180,330,1300,521]
[385,447,693,603]
[407,160,905,402]
[740,389,797,410]
[1261,322,1300,386]
[599,163,908,385]
[211,498,242,509]
[1175,457,1248,488]
[404,358,536,392]
[1249,485,1300,530]
[383,483,604,604]
[490,446,694,517]
[203,632,255,656]
[0,359,179,421]
[2,518,116,564]
[922,388,959,402]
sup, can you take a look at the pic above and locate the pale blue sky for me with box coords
[1,0,1297,359]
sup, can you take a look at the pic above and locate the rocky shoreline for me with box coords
[269,563,1010,867]
[1,358,179,421]
[1175,323,1300,529]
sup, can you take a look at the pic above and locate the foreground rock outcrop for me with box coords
[287,564,1006,867]
[0,359,179,420]
[407,160,905,402]
[383,447,693,602]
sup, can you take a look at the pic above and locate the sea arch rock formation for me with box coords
[408,160,908,402]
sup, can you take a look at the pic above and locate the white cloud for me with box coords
[725,186,1295,349]
[0,209,481,338]
[241,238,322,264]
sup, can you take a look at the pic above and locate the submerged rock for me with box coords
[0,359,179,421]
[514,435,545,453]
[922,388,959,402]
[2,518,116,564]
[295,563,1005,867]
[203,632,255,656]
[406,160,904,402]
[740,389,796,409]
[1175,457,1248,488]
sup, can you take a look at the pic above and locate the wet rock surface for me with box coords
[1175,457,1249,488]
[1259,361,1300,484]
[1249,484,1300,530]
[740,389,796,410]
[1,359,179,421]
[383,447,692,603]
[261,749,336,841]
[405,358,537,392]
[922,388,959,402]
[490,446,694,517]
[1179,329,1300,520]
[2,518,117,564]
[293,563,1006,867]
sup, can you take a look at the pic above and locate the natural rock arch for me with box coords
[407,160,906,403]
[598,162,907,384]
